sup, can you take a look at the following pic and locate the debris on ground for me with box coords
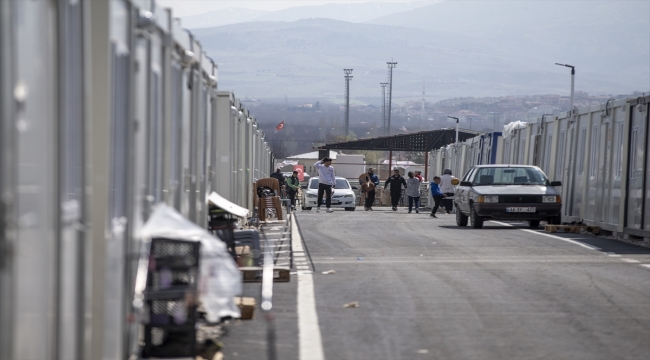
[322,270,335,275]
[343,301,359,308]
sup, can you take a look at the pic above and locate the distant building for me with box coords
[285,150,340,177]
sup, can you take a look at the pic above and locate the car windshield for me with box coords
[308,178,350,189]
[335,179,349,189]
[471,167,548,186]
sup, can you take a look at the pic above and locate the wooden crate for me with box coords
[544,225,580,233]
[240,266,291,283]
[544,225,601,235]
[234,297,256,320]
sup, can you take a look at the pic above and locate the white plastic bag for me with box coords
[502,121,528,138]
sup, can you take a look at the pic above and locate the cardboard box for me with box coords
[235,297,256,320]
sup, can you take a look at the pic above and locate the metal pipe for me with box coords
[261,232,277,360]
[448,116,460,144]
[424,152,429,181]
[386,62,397,136]
[344,69,353,137]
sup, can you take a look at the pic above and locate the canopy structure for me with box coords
[318,128,480,180]
[319,128,480,152]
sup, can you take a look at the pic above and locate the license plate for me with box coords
[322,199,340,204]
[506,207,536,212]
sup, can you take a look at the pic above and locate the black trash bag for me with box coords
[257,186,276,198]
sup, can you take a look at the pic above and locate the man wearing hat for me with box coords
[359,167,380,211]
[314,157,336,213]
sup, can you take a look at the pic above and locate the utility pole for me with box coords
[381,82,388,135]
[555,62,576,217]
[386,61,397,136]
[344,69,353,138]
[421,80,426,117]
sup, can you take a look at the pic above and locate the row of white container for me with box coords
[0,1,272,359]
[430,95,650,238]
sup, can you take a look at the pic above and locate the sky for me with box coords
[156,0,427,17]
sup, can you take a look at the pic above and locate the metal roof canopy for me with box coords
[319,128,480,152]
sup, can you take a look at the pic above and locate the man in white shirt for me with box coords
[440,169,457,214]
[314,157,336,213]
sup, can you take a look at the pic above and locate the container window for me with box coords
[589,125,599,177]
[556,130,566,178]
[629,127,639,179]
[614,123,624,178]
[578,127,587,176]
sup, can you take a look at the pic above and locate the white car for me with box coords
[301,177,356,211]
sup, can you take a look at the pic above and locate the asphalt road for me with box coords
[225,206,650,360]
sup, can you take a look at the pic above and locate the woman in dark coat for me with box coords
[384,169,407,211]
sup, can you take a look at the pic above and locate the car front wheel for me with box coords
[456,205,468,226]
[470,206,484,229]
[345,207,355,211]
[528,220,540,228]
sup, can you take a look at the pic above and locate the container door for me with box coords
[641,104,650,230]
[625,106,647,230]
[586,122,600,221]
[610,118,626,225]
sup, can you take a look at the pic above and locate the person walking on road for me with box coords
[406,172,421,213]
[270,168,286,197]
[440,169,457,214]
[314,157,336,213]
[430,176,446,218]
[359,167,380,211]
[385,169,407,211]
[286,170,300,211]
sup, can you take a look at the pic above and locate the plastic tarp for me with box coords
[136,204,241,322]
[502,121,528,138]
[208,191,249,218]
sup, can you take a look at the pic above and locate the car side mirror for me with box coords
[460,181,472,187]
[351,186,359,190]
[550,181,562,187]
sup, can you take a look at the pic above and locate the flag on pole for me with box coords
[275,121,285,131]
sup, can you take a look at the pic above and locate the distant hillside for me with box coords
[180,8,270,29]
[182,0,435,29]
[368,0,649,77]
[191,4,649,103]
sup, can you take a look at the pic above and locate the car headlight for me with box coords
[478,195,498,203]
[306,194,317,198]
[344,194,353,198]
[543,195,560,203]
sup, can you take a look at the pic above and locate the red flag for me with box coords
[294,165,304,181]
[275,121,285,131]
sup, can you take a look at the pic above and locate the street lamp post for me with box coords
[555,62,576,219]
[469,117,472,131]
[448,116,459,143]
[555,63,575,122]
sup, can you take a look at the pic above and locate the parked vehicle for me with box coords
[454,165,562,229]
[301,177,356,211]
